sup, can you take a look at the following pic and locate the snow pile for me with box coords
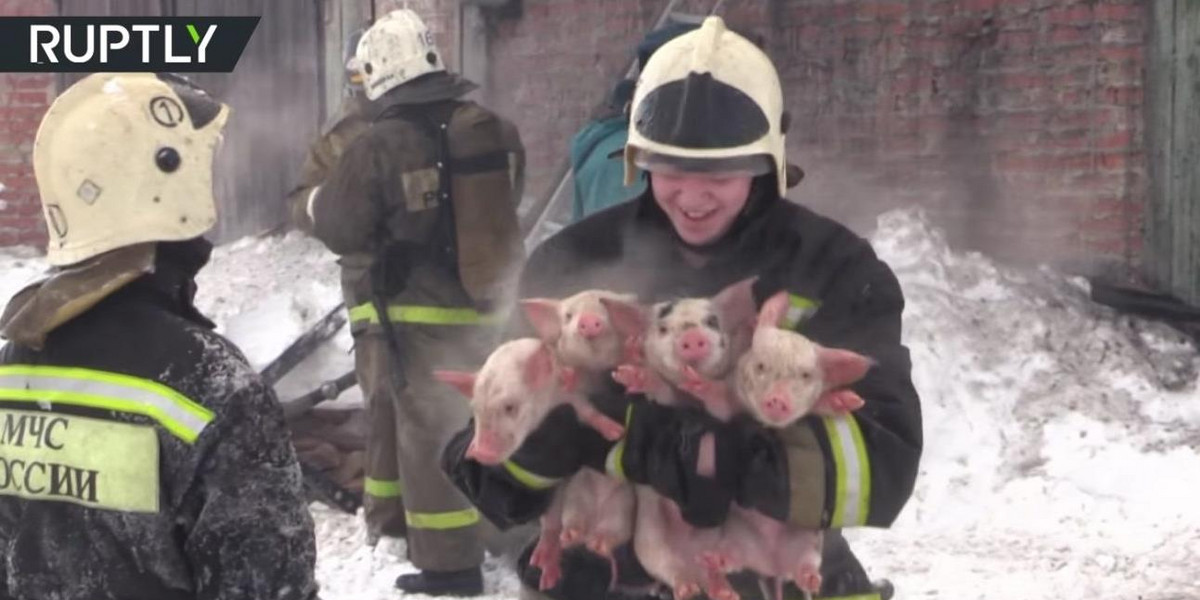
[2,209,1198,599]
[193,232,358,404]
[847,209,1200,600]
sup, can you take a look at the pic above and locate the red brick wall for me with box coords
[0,0,54,248]
[485,0,1149,275]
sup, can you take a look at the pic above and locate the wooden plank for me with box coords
[1147,0,1176,294]
[1174,0,1200,304]
[322,0,342,124]
[459,3,489,103]
[174,0,324,242]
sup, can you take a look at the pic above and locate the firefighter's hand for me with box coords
[615,397,745,528]
[506,404,617,480]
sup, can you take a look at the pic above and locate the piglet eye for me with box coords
[756,362,766,373]
[658,325,669,336]
[564,311,574,321]
[799,371,812,381]
[704,315,720,329]
[503,403,518,416]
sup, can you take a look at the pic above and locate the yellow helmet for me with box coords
[624,16,788,197]
[33,73,229,266]
[350,9,445,101]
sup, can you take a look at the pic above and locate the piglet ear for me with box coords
[600,297,648,339]
[521,298,563,344]
[757,291,791,330]
[712,276,760,332]
[522,342,557,391]
[434,370,477,398]
[816,347,874,389]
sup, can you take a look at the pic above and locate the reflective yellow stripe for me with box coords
[604,404,635,481]
[405,507,480,530]
[605,440,627,481]
[348,303,500,326]
[823,415,871,527]
[503,460,560,490]
[364,477,403,498]
[0,365,213,444]
[784,293,820,330]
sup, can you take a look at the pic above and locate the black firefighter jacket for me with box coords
[0,245,319,600]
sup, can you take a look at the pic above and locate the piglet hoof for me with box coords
[813,389,865,416]
[559,528,585,547]
[706,582,741,600]
[530,538,563,590]
[613,364,653,394]
[673,582,703,600]
[794,568,822,594]
[590,415,626,441]
[538,562,563,591]
[585,537,611,557]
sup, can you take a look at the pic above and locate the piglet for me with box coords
[684,290,873,426]
[605,277,758,416]
[633,486,739,600]
[435,338,627,591]
[521,290,642,589]
[689,291,874,599]
[434,338,626,465]
[521,289,641,382]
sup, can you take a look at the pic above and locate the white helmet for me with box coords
[33,73,230,267]
[624,16,789,197]
[351,9,446,101]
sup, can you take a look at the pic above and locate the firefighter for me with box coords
[0,73,318,599]
[444,17,916,600]
[308,9,525,597]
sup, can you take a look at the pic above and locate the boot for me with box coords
[395,567,484,597]
[872,578,895,600]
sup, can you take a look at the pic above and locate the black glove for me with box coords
[505,404,618,480]
[442,422,555,530]
[618,397,746,528]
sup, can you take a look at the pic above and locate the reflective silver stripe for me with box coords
[824,414,870,527]
[0,366,213,443]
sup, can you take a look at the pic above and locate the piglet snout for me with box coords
[467,434,504,465]
[676,328,712,363]
[577,312,607,339]
[762,390,794,422]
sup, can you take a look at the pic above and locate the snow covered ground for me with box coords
[2,209,1197,600]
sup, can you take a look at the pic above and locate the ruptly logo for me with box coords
[0,17,259,72]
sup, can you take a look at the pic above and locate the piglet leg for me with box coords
[810,389,865,417]
[566,393,625,441]
[613,364,672,400]
[680,365,738,422]
[530,488,567,591]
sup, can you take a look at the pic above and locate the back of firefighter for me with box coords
[308,9,526,597]
[0,73,318,600]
